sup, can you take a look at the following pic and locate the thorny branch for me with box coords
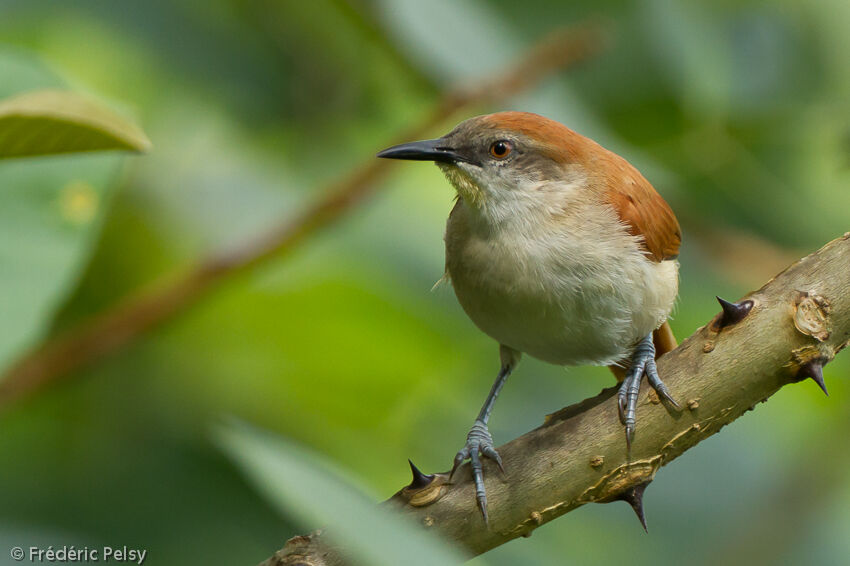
[0,23,606,406]
[262,233,850,565]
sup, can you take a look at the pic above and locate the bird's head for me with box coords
[378,111,682,263]
[378,112,599,222]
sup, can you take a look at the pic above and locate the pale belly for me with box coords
[445,226,679,367]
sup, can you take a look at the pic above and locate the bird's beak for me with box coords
[376,139,467,164]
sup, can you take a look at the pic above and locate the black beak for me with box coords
[377,139,467,164]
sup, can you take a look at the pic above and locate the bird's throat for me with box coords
[438,163,485,208]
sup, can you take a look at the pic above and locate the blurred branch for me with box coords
[0,23,606,406]
[689,222,803,288]
[263,234,850,566]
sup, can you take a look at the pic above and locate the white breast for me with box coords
[445,198,678,367]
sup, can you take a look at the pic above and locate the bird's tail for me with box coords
[652,321,677,357]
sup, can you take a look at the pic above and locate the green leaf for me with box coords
[0,51,128,377]
[0,153,123,374]
[217,421,467,566]
[0,89,151,159]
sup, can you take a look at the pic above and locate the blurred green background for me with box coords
[0,0,848,564]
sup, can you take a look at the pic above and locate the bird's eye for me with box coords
[489,140,513,159]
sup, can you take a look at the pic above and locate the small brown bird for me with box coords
[378,112,681,522]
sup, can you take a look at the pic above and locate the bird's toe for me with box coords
[451,420,502,524]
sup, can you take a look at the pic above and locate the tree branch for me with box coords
[262,233,850,565]
[0,23,606,406]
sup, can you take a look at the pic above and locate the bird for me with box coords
[377,111,681,523]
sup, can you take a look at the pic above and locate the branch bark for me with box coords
[0,23,605,406]
[262,233,850,565]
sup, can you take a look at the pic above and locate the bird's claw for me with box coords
[645,357,680,409]
[618,334,679,451]
[450,419,503,524]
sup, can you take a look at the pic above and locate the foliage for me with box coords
[0,55,147,380]
[219,420,466,565]
[0,89,150,160]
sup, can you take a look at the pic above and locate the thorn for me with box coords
[716,296,754,328]
[407,459,435,489]
[617,481,650,532]
[797,360,828,396]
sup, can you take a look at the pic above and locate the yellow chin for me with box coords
[437,163,484,207]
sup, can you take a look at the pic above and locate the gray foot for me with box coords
[618,334,680,449]
[450,419,503,523]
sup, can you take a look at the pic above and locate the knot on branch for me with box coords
[794,290,831,342]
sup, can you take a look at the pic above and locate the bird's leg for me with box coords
[450,347,517,524]
[617,333,679,450]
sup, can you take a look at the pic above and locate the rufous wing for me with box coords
[601,158,680,380]
[602,157,681,262]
